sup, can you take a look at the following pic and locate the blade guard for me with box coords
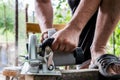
[28,34,37,60]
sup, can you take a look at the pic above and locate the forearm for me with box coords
[35,0,53,32]
[68,0,101,32]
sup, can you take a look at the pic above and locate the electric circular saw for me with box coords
[21,29,84,76]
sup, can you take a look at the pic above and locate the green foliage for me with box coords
[109,22,120,56]
[0,17,14,34]
[53,0,71,24]
[0,1,14,34]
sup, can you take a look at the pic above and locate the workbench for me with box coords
[24,69,106,80]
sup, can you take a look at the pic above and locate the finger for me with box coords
[41,32,48,42]
[64,45,70,52]
[43,33,48,39]
[51,38,59,51]
[58,44,66,52]
[41,38,43,43]
[64,44,76,52]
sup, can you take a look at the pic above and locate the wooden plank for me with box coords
[2,67,24,80]
[26,23,65,33]
[25,75,34,80]
[25,69,107,80]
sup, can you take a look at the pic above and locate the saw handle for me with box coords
[41,38,54,51]
[42,37,82,53]
[41,38,84,64]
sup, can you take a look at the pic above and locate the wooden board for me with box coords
[26,23,65,34]
[24,69,107,80]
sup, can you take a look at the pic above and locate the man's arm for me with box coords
[51,0,101,51]
[67,0,101,31]
[35,0,53,33]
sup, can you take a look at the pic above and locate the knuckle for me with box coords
[60,46,64,51]
[51,45,57,51]
[71,42,77,48]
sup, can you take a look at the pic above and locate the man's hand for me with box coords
[51,26,81,52]
[41,30,49,42]
[41,28,57,42]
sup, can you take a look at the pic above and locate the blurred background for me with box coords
[0,0,120,71]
